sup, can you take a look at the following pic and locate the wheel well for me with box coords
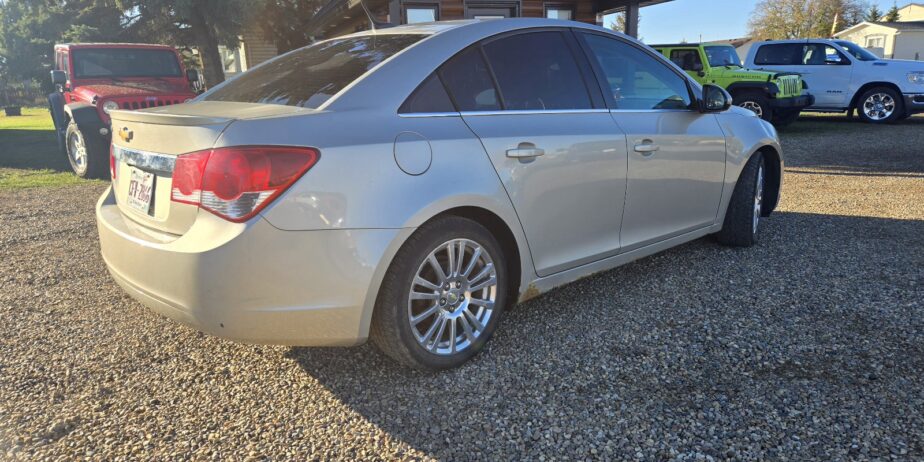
[757,146,781,215]
[849,82,903,110]
[429,206,522,306]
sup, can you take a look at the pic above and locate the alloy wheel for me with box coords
[753,164,764,234]
[67,131,87,172]
[863,93,895,121]
[407,238,497,356]
[740,101,763,118]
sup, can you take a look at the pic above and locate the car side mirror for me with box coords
[701,84,732,113]
[186,69,200,83]
[50,70,67,86]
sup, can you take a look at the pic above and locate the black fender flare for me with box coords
[62,103,109,148]
[726,82,779,99]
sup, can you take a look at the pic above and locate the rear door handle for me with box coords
[634,141,660,155]
[506,145,545,159]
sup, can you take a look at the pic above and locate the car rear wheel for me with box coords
[65,121,108,179]
[715,152,765,248]
[734,90,773,122]
[856,87,903,124]
[370,216,508,370]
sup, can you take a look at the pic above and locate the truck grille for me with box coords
[778,77,800,97]
[120,98,184,110]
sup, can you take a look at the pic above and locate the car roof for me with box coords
[339,18,606,39]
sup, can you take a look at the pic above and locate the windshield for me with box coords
[835,41,879,61]
[203,34,424,109]
[704,46,742,67]
[72,48,181,78]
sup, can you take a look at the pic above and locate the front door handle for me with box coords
[634,141,660,155]
[506,144,545,159]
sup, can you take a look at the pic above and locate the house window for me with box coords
[405,4,438,23]
[545,5,573,20]
[218,44,247,77]
[865,35,885,49]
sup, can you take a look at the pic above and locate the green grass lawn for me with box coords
[0,107,104,189]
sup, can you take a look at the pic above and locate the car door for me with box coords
[440,30,629,277]
[751,42,853,108]
[577,31,727,251]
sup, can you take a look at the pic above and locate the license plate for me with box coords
[126,167,155,215]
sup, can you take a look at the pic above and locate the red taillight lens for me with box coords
[109,145,117,180]
[170,146,319,222]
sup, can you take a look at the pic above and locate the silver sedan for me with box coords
[97,19,782,369]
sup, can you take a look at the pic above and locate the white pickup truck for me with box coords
[743,39,924,124]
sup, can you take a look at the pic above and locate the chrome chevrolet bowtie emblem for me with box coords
[119,127,133,142]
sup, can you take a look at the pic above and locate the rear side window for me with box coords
[753,44,803,65]
[482,31,593,110]
[399,74,455,113]
[438,47,501,111]
[204,34,424,109]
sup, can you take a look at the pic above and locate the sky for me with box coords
[630,0,905,44]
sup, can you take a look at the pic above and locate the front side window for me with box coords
[71,48,181,78]
[204,34,424,108]
[704,46,742,67]
[438,47,501,111]
[669,49,704,71]
[581,33,692,110]
[482,31,592,110]
[835,40,878,61]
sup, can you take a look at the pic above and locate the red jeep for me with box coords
[48,43,200,178]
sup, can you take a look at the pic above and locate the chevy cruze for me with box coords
[97,19,783,370]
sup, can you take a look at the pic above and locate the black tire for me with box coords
[855,87,904,124]
[716,152,766,248]
[65,121,109,179]
[771,109,801,128]
[370,216,509,370]
[733,90,773,122]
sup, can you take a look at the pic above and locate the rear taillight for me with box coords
[109,145,117,180]
[170,146,319,222]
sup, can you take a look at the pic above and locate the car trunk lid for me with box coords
[109,102,307,236]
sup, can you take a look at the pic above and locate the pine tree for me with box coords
[883,3,901,22]
[864,5,883,22]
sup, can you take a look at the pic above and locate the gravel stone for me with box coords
[1,115,923,460]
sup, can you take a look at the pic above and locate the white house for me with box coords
[834,3,924,60]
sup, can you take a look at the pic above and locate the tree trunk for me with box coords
[187,5,225,89]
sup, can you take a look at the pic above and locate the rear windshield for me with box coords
[203,34,425,109]
[72,48,181,78]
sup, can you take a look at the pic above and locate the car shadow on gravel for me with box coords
[285,211,924,459]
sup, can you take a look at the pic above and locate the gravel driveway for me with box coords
[2,116,923,461]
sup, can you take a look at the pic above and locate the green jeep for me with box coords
[651,43,815,127]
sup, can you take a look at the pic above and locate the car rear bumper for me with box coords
[96,186,402,346]
[771,94,815,110]
[903,93,924,114]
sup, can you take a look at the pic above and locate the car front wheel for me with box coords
[716,152,765,248]
[856,87,904,124]
[65,121,108,179]
[734,90,773,122]
[370,216,508,370]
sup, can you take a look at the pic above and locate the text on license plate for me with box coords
[127,167,155,215]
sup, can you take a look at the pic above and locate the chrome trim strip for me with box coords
[398,112,461,118]
[459,109,610,116]
[115,146,177,175]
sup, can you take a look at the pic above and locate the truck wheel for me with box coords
[715,152,765,248]
[771,109,801,128]
[856,87,903,124]
[65,121,108,179]
[734,91,773,122]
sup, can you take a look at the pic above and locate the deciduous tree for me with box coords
[748,0,868,40]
